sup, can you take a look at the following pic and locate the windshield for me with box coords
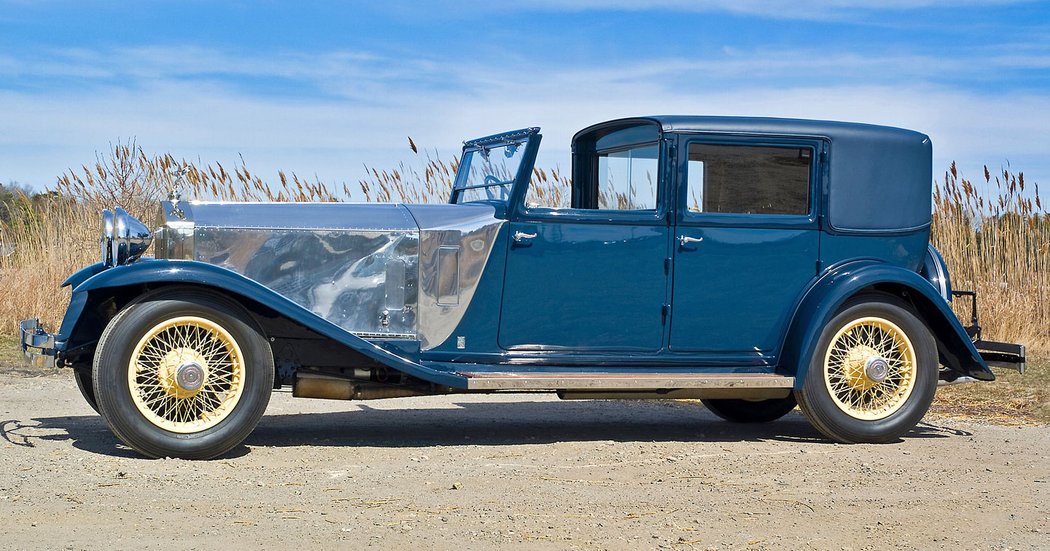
[451,129,536,205]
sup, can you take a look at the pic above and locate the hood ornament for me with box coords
[168,167,187,220]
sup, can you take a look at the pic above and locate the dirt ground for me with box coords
[0,368,1047,551]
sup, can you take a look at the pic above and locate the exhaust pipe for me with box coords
[292,372,442,401]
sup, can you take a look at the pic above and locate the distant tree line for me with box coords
[0,182,36,226]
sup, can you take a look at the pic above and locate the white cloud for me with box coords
[521,0,1033,19]
[2,45,1048,196]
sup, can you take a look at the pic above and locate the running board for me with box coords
[457,372,795,391]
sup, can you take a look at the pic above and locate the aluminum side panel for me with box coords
[405,204,504,350]
[193,228,419,338]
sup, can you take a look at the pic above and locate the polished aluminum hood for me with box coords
[156,201,504,349]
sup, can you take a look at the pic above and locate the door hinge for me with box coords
[661,303,671,324]
[663,137,677,167]
[664,257,671,274]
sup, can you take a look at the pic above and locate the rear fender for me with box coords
[782,260,993,390]
[65,260,467,387]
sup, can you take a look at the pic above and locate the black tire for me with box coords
[73,366,99,414]
[795,293,937,444]
[701,396,798,423]
[92,290,274,459]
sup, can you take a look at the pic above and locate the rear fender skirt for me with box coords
[68,259,468,388]
[782,260,993,389]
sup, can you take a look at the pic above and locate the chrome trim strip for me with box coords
[354,332,416,340]
[459,372,795,391]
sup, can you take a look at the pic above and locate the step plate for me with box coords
[458,372,795,391]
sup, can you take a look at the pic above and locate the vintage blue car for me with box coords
[21,116,1025,459]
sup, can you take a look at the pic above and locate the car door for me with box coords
[498,141,670,352]
[669,137,823,361]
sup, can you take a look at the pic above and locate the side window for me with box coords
[523,167,572,209]
[686,144,811,215]
[597,144,659,211]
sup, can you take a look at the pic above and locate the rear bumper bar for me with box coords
[19,319,58,368]
[951,289,1026,375]
[975,339,1026,374]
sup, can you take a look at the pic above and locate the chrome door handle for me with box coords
[678,235,703,247]
[513,231,537,243]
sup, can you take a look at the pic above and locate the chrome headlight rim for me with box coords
[102,207,153,266]
[101,209,114,265]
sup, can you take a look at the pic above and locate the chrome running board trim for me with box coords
[458,372,795,391]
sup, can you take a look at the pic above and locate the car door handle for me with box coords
[513,231,537,243]
[678,235,703,247]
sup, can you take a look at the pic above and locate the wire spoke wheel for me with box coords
[128,316,246,433]
[822,316,917,421]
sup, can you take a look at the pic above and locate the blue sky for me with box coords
[2,1,1048,198]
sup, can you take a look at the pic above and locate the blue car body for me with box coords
[27,116,1018,392]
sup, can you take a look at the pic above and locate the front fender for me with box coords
[782,260,993,389]
[62,261,108,288]
[68,259,467,388]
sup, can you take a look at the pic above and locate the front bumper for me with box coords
[19,319,58,368]
[975,339,1026,374]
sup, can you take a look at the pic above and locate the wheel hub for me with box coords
[157,347,210,399]
[864,357,890,383]
[843,345,881,390]
[176,362,206,392]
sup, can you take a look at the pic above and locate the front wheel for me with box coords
[795,294,937,444]
[92,291,274,459]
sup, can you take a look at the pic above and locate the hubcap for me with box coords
[823,316,917,421]
[864,357,890,383]
[176,362,206,392]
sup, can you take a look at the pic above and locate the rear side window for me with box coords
[686,144,811,215]
[596,143,659,211]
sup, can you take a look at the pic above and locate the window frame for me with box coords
[675,134,826,229]
[513,138,670,226]
[592,141,662,212]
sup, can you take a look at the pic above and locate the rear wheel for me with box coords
[701,396,797,423]
[795,294,937,443]
[93,291,273,459]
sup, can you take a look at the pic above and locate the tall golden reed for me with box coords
[1,142,1045,355]
[932,162,1049,350]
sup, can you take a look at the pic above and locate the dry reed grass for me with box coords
[932,162,1049,350]
[1,144,1047,420]
[2,144,1047,352]
[0,140,568,332]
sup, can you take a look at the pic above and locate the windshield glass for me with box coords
[452,136,530,205]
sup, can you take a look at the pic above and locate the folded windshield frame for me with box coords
[450,127,541,206]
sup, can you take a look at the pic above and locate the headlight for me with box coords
[101,207,153,266]
[101,209,114,265]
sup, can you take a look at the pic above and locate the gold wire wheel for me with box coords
[822,316,917,421]
[127,316,246,434]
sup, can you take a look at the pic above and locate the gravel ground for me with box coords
[0,369,1047,550]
